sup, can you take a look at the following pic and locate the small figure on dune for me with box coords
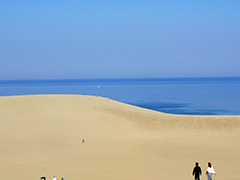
[61,178,65,180]
[53,176,57,180]
[206,162,216,180]
[82,139,85,143]
[40,177,46,180]
[192,162,202,180]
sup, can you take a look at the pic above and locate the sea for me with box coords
[0,77,240,115]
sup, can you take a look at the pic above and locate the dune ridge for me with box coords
[97,104,240,132]
[0,95,240,180]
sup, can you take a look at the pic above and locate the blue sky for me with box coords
[0,0,240,80]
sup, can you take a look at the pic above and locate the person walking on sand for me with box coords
[206,162,216,180]
[53,176,57,180]
[192,162,202,180]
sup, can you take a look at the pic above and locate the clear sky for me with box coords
[1,0,240,80]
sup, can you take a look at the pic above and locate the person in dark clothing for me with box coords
[193,162,202,180]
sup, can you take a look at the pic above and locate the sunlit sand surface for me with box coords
[1,95,240,180]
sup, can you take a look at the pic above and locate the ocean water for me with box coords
[0,77,240,115]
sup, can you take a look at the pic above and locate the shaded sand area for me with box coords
[0,95,240,180]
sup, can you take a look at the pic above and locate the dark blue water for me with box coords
[1,77,240,115]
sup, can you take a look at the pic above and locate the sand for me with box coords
[0,95,240,180]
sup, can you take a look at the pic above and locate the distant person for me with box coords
[82,139,85,143]
[53,176,57,180]
[40,177,46,180]
[192,162,202,180]
[61,178,65,180]
[206,162,216,180]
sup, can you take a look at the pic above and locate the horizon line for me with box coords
[1,76,240,83]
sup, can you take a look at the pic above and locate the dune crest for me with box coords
[96,101,240,132]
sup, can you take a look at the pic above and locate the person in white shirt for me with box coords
[53,176,57,180]
[206,162,216,180]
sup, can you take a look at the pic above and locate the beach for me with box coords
[0,95,240,180]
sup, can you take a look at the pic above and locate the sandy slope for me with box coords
[0,95,240,180]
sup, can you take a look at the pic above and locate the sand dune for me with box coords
[0,95,240,180]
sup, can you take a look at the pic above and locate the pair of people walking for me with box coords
[192,162,216,180]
